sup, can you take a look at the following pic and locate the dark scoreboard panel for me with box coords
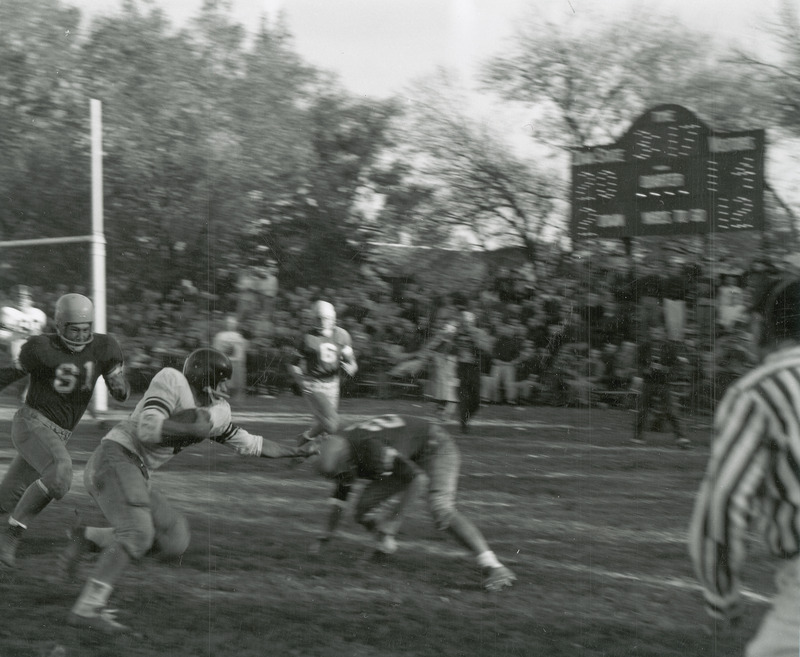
[571,104,764,239]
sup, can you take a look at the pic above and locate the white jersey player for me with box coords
[60,348,316,635]
[0,285,47,367]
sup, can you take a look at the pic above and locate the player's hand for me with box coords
[106,370,131,402]
[296,440,320,460]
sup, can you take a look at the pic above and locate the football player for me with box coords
[0,293,130,570]
[289,300,358,443]
[61,348,316,635]
[311,414,517,592]
[0,285,48,401]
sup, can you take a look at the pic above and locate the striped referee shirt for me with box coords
[689,344,800,613]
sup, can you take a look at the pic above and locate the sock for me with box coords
[8,516,27,531]
[12,479,52,527]
[476,550,502,570]
[72,578,113,616]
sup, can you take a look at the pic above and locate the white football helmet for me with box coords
[313,300,336,336]
[55,293,94,349]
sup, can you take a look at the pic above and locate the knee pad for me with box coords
[41,459,73,500]
[154,513,191,557]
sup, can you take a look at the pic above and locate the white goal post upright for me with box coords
[90,98,108,413]
[0,99,109,412]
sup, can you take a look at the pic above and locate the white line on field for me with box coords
[319,529,770,605]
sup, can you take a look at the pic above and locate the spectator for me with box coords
[487,324,523,405]
[662,258,689,342]
[453,310,492,433]
[632,325,689,448]
[634,262,664,341]
[422,321,459,422]
[716,273,747,333]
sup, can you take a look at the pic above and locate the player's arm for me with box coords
[104,363,131,402]
[204,400,316,458]
[213,423,317,459]
[101,337,131,402]
[339,330,358,377]
[0,365,26,391]
[688,388,769,622]
[286,342,308,388]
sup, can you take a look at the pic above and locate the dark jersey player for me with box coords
[0,293,130,570]
[313,414,516,592]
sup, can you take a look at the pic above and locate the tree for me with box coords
[374,74,564,264]
[0,0,93,288]
[482,4,774,149]
[731,1,800,135]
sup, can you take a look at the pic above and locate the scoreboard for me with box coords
[571,104,765,240]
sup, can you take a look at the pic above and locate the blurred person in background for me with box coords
[631,325,689,448]
[0,285,48,403]
[717,272,747,334]
[212,315,248,402]
[453,310,492,433]
[634,261,664,341]
[487,323,523,405]
[421,320,460,422]
[662,258,688,342]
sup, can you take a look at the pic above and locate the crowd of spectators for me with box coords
[3,240,796,415]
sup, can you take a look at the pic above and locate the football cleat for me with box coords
[68,608,131,635]
[58,522,93,582]
[483,565,517,592]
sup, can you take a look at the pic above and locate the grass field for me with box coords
[0,394,775,656]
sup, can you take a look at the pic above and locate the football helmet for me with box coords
[316,434,353,479]
[55,294,94,349]
[313,300,336,335]
[183,348,233,394]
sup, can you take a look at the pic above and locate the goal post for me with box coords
[0,98,109,412]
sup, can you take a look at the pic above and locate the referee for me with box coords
[689,276,800,657]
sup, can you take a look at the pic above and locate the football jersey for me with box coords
[331,414,434,502]
[104,367,263,472]
[298,327,353,379]
[19,333,125,431]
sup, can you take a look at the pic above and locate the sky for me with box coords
[68,0,795,99]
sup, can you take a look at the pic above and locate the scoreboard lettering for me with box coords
[570,104,765,239]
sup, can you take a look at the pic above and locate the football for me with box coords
[170,407,209,424]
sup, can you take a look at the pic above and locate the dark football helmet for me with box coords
[316,434,354,480]
[182,348,233,394]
